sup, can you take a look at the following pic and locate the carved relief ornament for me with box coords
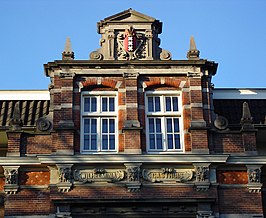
[116,26,146,60]
[73,168,125,183]
[142,168,194,183]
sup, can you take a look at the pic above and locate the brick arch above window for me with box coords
[143,78,185,90]
[79,78,121,91]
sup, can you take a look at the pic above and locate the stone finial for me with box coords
[240,102,254,130]
[10,102,22,131]
[187,36,200,60]
[62,37,74,60]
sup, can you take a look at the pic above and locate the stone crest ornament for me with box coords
[117,26,146,60]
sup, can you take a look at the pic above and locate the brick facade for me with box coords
[0,9,265,218]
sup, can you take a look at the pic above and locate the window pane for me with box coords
[91,135,97,150]
[102,97,108,112]
[102,119,108,133]
[109,135,115,150]
[91,97,97,112]
[156,134,163,149]
[155,118,161,132]
[166,118,172,133]
[84,98,90,112]
[109,98,115,112]
[84,135,90,150]
[91,119,97,133]
[165,97,171,112]
[149,134,155,149]
[148,97,153,112]
[174,118,179,132]
[173,97,178,111]
[109,119,115,133]
[174,134,181,149]
[155,97,161,112]
[148,118,154,133]
[167,134,173,149]
[102,135,108,150]
[84,119,90,133]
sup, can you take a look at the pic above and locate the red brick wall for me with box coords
[26,135,53,154]
[6,132,21,154]
[218,188,263,214]
[4,189,51,216]
[213,133,244,153]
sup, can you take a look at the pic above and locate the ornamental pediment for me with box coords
[98,8,156,25]
[91,9,170,61]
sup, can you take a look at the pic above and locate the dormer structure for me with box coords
[90,8,171,60]
[0,9,265,218]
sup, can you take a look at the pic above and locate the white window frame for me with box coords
[80,91,118,153]
[145,91,184,153]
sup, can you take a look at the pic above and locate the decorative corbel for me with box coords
[3,166,20,195]
[56,164,73,193]
[246,165,262,193]
[193,163,211,191]
[124,163,142,192]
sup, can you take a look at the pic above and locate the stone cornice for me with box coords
[44,60,217,77]
[2,155,266,165]
[37,154,228,164]
[0,157,40,166]
[227,156,266,164]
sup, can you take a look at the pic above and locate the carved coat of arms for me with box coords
[116,26,146,60]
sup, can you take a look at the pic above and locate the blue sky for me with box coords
[0,0,265,90]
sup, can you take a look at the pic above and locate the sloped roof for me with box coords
[213,89,266,125]
[213,99,266,125]
[0,91,50,128]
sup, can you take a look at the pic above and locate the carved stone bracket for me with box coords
[56,164,73,193]
[247,165,262,193]
[124,163,142,192]
[3,166,20,195]
[193,163,210,191]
